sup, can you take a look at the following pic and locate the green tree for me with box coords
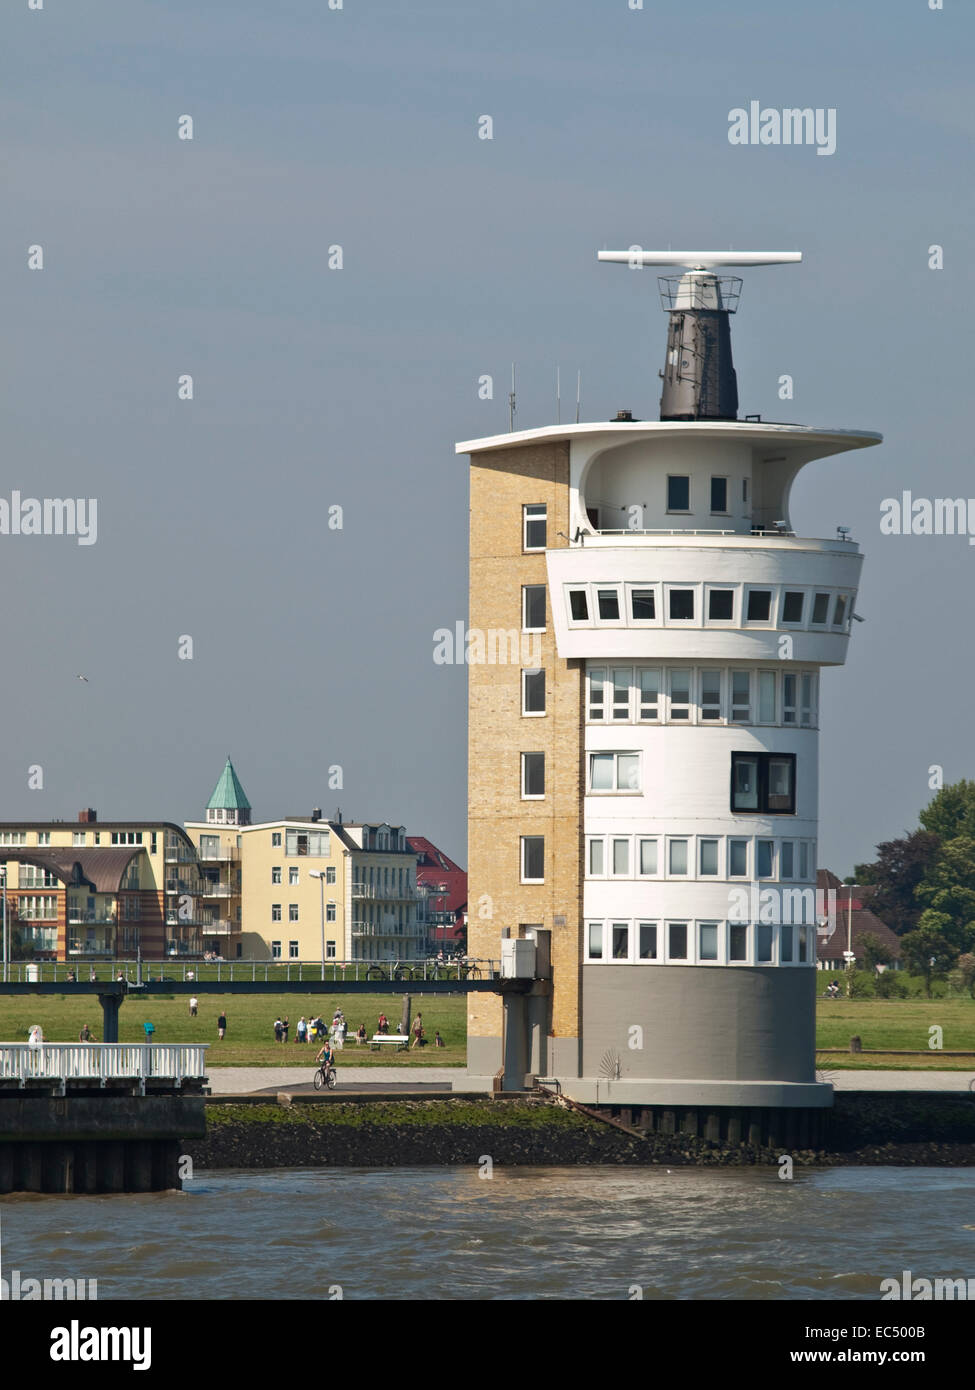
[919,779,975,842]
[954,952,975,999]
[858,932,892,972]
[853,830,940,935]
[899,916,959,996]
[914,836,975,952]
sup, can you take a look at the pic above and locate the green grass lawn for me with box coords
[0,992,468,1067]
[2,988,972,1070]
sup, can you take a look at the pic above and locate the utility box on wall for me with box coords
[501,938,536,979]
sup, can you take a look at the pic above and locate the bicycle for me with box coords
[313,1064,337,1091]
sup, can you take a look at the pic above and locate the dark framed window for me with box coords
[708,589,734,621]
[667,476,690,511]
[782,591,804,623]
[597,589,620,620]
[710,477,728,513]
[569,590,589,621]
[631,589,655,620]
[522,669,546,715]
[730,752,796,814]
[811,592,830,625]
[523,504,546,551]
[523,585,546,631]
[746,589,772,622]
[669,589,694,621]
[521,752,545,798]
[521,836,544,882]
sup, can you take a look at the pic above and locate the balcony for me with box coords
[68,911,117,925]
[165,910,214,928]
[352,921,425,937]
[199,882,234,898]
[196,845,239,863]
[164,847,198,865]
[165,878,202,895]
[351,883,419,900]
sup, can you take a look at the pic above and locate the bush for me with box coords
[874,971,908,999]
[848,971,874,998]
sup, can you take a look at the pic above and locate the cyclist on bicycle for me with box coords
[316,1038,335,1072]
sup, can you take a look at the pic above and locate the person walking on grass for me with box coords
[217,1010,227,1040]
[411,1013,424,1049]
[189,995,198,1017]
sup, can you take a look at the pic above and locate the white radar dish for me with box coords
[597,251,802,269]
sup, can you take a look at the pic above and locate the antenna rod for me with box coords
[556,365,560,425]
[508,363,516,432]
[575,370,581,424]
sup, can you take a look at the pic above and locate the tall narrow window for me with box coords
[522,669,546,715]
[587,922,604,961]
[758,671,776,723]
[638,668,660,720]
[757,924,774,963]
[731,755,759,811]
[523,504,547,551]
[612,839,630,876]
[799,841,809,879]
[699,839,719,875]
[767,757,795,811]
[588,669,605,721]
[667,476,690,511]
[780,841,795,879]
[811,592,830,625]
[521,836,544,883]
[701,670,721,721]
[668,840,688,875]
[782,674,797,725]
[669,669,691,720]
[729,923,748,962]
[588,839,605,876]
[731,670,751,721]
[612,923,630,961]
[710,477,728,513]
[757,840,774,878]
[699,923,719,961]
[668,923,688,960]
[611,668,631,720]
[780,925,794,963]
[638,923,658,960]
[638,838,658,875]
[833,594,848,628]
[521,752,545,798]
[800,673,814,727]
[523,585,546,631]
[729,839,748,877]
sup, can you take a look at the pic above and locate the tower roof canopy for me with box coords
[206,758,251,812]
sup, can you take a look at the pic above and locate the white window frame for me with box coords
[667,667,694,721]
[781,588,806,627]
[521,668,546,717]
[522,584,547,633]
[586,837,607,878]
[626,583,662,626]
[610,838,631,877]
[664,583,698,626]
[699,838,720,877]
[636,666,662,722]
[744,585,776,626]
[665,920,690,963]
[588,752,641,794]
[666,837,690,877]
[698,920,722,964]
[594,586,624,625]
[727,920,750,965]
[521,751,545,800]
[636,921,659,963]
[730,669,752,723]
[636,837,660,878]
[585,921,604,962]
[810,591,831,627]
[523,503,547,552]
[756,670,778,725]
[705,585,737,625]
[699,668,723,722]
[567,586,592,626]
[521,835,544,884]
[609,666,632,722]
[588,667,607,722]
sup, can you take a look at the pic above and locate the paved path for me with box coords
[208,1066,975,1096]
[208,1066,465,1095]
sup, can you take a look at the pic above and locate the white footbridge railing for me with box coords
[0,1043,209,1090]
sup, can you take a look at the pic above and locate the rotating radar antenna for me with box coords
[597,250,802,421]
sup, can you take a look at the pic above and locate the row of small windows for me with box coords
[519,750,797,821]
[271,902,338,922]
[667,474,743,515]
[0,830,158,850]
[271,865,337,885]
[585,835,815,881]
[564,583,852,630]
[585,919,816,966]
[272,940,338,960]
[588,666,817,727]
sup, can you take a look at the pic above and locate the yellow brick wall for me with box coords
[466,442,583,1044]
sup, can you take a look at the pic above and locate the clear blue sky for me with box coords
[1,0,971,875]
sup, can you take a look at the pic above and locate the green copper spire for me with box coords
[206,757,251,812]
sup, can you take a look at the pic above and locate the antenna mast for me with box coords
[508,364,516,432]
